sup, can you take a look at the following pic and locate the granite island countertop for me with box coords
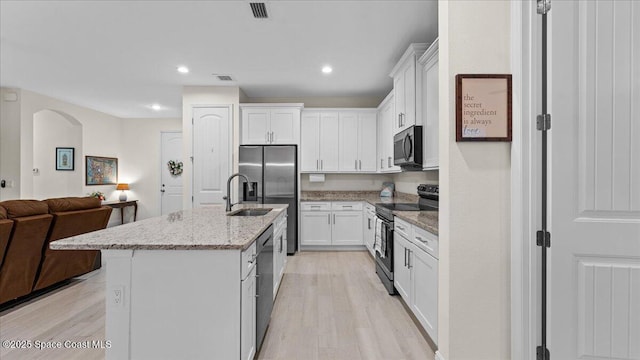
[301,191,438,235]
[50,204,288,251]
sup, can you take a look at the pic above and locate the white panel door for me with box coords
[300,211,332,245]
[301,112,320,172]
[358,112,377,172]
[394,233,411,303]
[161,131,183,215]
[549,2,640,359]
[332,211,363,245]
[193,107,230,207]
[338,112,359,172]
[241,108,269,145]
[319,112,339,172]
[270,108,300,144]
[241,266,256,360]
[411,246,438,344]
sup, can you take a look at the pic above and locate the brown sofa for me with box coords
[0,197,112,305]
[0,206,14,270]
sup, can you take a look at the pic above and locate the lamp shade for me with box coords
[116,183,130,191]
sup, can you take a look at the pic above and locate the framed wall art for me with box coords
[56,147,75,171]
[85,156,118,185]
[456,74,512,142]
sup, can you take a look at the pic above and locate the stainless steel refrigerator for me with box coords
[239,145,298,254]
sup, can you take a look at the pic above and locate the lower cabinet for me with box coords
[273,213,287,298]
[241,262,257,360]
[301,202,364,247]
[393,217,439,345]
[363,205,376,256]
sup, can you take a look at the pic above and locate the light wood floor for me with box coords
[0,251,434,360]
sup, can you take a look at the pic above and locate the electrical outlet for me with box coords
[111,286,124,308]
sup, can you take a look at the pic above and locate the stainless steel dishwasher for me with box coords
[255,224,273,351]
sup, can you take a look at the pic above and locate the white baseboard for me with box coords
[435,350,446,360]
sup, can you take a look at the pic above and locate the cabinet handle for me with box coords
[368,218,371,229]
[333,214,336,224]
[388,157,392,168]
[317,159,319,170]
[271,132,274,143]
[415,236,427,244]
[397,225,405,231]
[408,249,412,269]
[328,214,331,224]
[321,159,323,170]
[359,160,362,170]
[381,158,384,169]
[355,159,357,170]
[404,248,408,267]
[266,131,269,143]
[398,114,402,127]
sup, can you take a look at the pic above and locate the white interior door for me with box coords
[161,131,183,215]
[193,106,230,207]
[549,2,640,359]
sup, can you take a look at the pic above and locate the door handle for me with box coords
[161,184,165,193]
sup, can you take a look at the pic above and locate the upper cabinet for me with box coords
[417,39,439,170]
[301,109,377,173]
[377,92,401,173]
[240,104,303,145]
[389,43,428,135]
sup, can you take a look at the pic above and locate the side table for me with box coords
[102,200,138,225]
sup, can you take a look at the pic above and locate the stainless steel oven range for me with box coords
[374,184,438,295]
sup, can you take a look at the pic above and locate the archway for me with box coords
[32,109,83,199]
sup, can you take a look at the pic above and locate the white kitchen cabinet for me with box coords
[363,204,376,256]
[240,104,302,145]
[377,92,401,173]
[337,110,377,172]
[273,212,287,298]
[417,39,439,170]
[389,43,428,135]
[300,211,332,246]
[240,265,256,360]
[301,201,365,247]
[300,111,339,172]
[332,211,364,246]
[411,243,438,343]
[393,232,412,302]
[393,216,439,345]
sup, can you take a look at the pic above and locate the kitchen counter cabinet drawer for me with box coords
[412,226,438,259]
[301,202,331,211]
[331,202,363,211]
[241,241,257,280]
[394,217,413,239]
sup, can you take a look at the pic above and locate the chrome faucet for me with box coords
[225,173,252,212]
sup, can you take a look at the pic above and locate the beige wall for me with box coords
[0,88,22,200]
[438,1,512,359]
[182,86,241,209]
[120,118,181,220]
[244,95,384,108]
[391,170,438,194]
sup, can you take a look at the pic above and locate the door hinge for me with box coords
[536,114,551,131]
[536,230,551,248]
[536,345,550,360]
[537,0,551,15]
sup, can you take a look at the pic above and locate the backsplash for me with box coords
[300,173,393,191]
[300,171,438,194]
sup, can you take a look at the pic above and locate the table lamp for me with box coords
[116,183,130,201]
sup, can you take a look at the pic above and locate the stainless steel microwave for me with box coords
[393,125,423,170]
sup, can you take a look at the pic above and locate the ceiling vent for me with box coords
[217,75,233,81]
[250,2,268,19]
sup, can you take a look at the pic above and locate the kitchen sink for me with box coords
[227,208,272,217]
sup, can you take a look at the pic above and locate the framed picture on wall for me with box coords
[85,156,118,185]
[56,147,75,171]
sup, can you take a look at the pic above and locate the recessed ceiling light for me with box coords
[322,65,333,74]
[177,66,189,74]
[151,104,162,111]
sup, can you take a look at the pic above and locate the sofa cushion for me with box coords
[46,197,101,213]
[0,206,7,220]
[0,200,48,219]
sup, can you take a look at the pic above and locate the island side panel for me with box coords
[104,250,134,360]
[105,249,241,360]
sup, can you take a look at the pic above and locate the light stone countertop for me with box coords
[301,191,438,235]
[50,204,288,251]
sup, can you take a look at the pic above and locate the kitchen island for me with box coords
[51,204,288,360]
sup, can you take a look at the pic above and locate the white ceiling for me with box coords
[0,1,438,118]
